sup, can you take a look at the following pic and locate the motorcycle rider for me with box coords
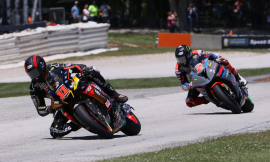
[24,55,128,138]
[174,45,247,108]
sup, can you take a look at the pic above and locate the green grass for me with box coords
[0,82,30,98]
[50,46,174,63]
[1,67,270,98]
[101,130,270,162]
[50,33,269,63]
[238,68,270,77]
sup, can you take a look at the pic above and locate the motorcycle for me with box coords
[48,69,141,138]
[190,58,254,114]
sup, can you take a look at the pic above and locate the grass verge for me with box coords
[0,67,269,98]
[101,130,270,162]
[50,33,269,63]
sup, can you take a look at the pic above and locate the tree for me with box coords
[168,0,189,31]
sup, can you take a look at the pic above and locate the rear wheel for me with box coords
[212,84,242,114]
[121,112,141,136]
[241,96,254,112]
[74,105,113,139]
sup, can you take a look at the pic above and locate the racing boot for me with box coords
[235,74,248,86]
[103,81,128,103]
[50,122,81,139]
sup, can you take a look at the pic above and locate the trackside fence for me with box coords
[0,22,110,65]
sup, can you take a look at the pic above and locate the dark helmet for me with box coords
[175,45,192,66]
[24,55,47,81]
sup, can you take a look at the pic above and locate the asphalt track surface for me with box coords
[0,81,269,161]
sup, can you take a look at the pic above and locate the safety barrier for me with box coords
[0,22,109,65]
[0,36,20,64]
[158,33,222,50]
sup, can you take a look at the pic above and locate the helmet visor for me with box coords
[26,68,41,80]
[176,56,187,64]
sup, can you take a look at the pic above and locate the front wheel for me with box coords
[121,112,141,136]
[74,105,113,139]
[212,84,242,114]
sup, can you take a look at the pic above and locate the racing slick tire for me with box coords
[212,84,242,114]
[121,112,141,136]
[74,105,113,139]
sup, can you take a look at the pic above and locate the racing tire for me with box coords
[212,84,242,114]
[121,112,141,136]
[74,105,113,139]
[241,96,254,113]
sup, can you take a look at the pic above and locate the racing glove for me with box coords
[214,56,223,64]
[81,67,92,77]
[46,105,56,114]
[182,82,193,91]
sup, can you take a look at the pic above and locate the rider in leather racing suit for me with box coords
[174,45,247,108]
[24,55,128,138]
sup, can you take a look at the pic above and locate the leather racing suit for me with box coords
[175,50,242,108]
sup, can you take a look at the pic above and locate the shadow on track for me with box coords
[43,134,127,140]
[187,112,235,115]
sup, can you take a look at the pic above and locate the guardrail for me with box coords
[0,22,110,65]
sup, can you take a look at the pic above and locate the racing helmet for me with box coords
[175,45,192,67]
[24,55,47,81]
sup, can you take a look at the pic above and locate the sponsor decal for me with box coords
[224,38,248,47]
[34,82,39,87]
[73,104,79,109]
[208,62,212,68]
[27,65,32,69]
[55,82,59,88]
[43,85,49,92]
[231,77,236,85]
[105,100,111,109]
[196,88,207,94]
[84,85,92,94]
[193,78,198,81]
[178,52,183,55]
[63,112,68,117]
[195,63,203,73]
[196,88,205,91]
[49,67,54,72]
[95,89,101,95]
[32,98,37,108]
[250,39,268,45]
[70,81,74,88]
[210,69,215,73]
[186,46,191,52]
[213,63,217,69]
